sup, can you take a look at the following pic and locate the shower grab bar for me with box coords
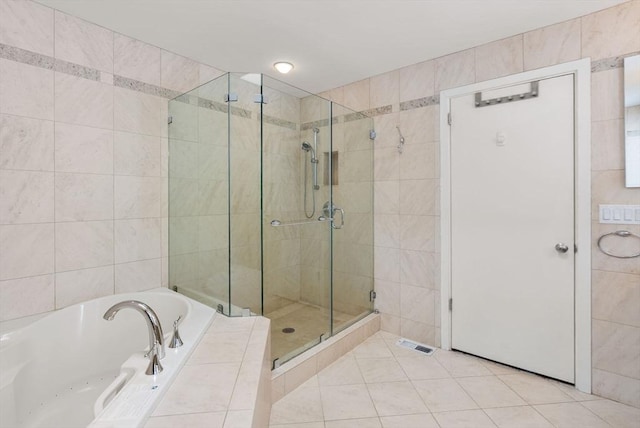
[270,218,330,227]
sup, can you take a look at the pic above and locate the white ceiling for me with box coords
[37,0,626,94]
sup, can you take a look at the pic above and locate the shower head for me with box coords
[301,142,313,152]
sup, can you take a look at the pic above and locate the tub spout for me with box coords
[103,300,165,375]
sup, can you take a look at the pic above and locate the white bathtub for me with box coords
[0,289,215,428]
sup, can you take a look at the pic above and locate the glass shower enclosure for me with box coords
[168,73,374,366]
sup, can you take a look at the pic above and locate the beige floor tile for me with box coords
[298,375,319,389]
[433,409,498,428]
[320,384,378,421]
[318,354,365,386]
[545,379,603,402]
[352,338,393,359]
[484,406,554,428]
[223,410,253,428]
[434,351,492,377]
[498,373,574,405]
[479,359,523,375]
[413,378,478,412]
[375,330,401,341]
[367,381,429,416]
[269,386,324,425]
[385,339,428,358]
[457,376,526,408]
[270,423,325,428]
[396,356,450,379]
[379,413,440,428]
[581,399,640,428]
[324,418,382,428]
[357,357,408,383]
[534,402,611,428]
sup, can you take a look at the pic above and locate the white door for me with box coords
[450,74,575,383]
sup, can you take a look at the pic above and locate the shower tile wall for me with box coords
[0,0,224,321]
[319,0,640,407]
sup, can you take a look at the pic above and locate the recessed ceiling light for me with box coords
[274,62,294,74]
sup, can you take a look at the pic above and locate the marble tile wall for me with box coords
[319,0,640,407]
[0,0,225,321]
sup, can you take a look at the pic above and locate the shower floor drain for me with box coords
[282,327,295,334]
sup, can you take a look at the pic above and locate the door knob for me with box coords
[555,243,569,253]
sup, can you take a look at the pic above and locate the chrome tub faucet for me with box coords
[103,300,165,375]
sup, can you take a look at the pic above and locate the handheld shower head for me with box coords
[301,142,313,152]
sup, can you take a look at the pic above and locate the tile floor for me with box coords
[270,331,640,428]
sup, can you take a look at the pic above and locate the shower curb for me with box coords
[270,313,380,403]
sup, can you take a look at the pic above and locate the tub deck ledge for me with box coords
[144,315,271,428]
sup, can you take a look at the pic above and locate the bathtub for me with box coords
[0,288,215,428]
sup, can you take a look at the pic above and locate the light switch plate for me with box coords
[599,204,640,225]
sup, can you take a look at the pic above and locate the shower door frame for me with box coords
[439,58,592,393]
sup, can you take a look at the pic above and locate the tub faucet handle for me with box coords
[169,315,184,349]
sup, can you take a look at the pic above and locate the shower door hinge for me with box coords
[369,129,377,140]
[224,93,238,102]
[447,112,452,126]
[449,298,453,311]
[253,94,268,104]
[369,290,377,302]
[167,116,173,125]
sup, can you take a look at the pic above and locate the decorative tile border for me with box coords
[54,58,100,81]
[198,97,229,114]
[591,51,639,73]
[114,75,181,99]
[264,114,298,131]
[362,105,393,117]
[344,110,372,123]
[301,118,331,131]
[4,42,634,128]
[400,94,440,111]
[0,44,55,69]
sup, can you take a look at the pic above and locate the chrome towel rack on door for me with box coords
[597,230,640,258]
[270,217,330,227]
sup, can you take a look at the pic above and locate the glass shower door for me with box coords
[331,104,375,334]
[262,76,333,366]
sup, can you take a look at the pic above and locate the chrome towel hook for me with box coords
[597,230,640,259]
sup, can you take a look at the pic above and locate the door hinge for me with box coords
[370,290,377,302]
[448,298,453,311]
[447,112,452,125]
[224,93,238,103]
[167,116,173,125]
[253,94,268,104]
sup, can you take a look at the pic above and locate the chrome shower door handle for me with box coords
[555,243,569,253]
[332,207,345,229]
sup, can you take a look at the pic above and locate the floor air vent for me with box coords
[396,338,435,355]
